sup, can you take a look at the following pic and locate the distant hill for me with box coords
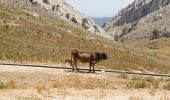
[91,17,111,27]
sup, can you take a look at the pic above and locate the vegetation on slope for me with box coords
[0,5,169,73]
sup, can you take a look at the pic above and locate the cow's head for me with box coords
[100,52,108,60]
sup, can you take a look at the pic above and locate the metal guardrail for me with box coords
[0,63,170,77]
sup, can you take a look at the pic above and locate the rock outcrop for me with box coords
[104,0,170,30]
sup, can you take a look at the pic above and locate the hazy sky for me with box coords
[67,0,134,17]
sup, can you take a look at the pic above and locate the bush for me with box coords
[0,82,6,89]
[43,0,49,4]
[162,29,170,38]
[0,81,17,89]
[151,29,161,40]
[127,80,147,89]
[66,13,70,19]
[119,25,132,39]
[94,25,99,32]
[29,0,37,4]
[151,28,170,40]
[117,73,129,79]
[127,76,159,89]
[163,82,170,90]
[114,35,119,41]
[71,17,78,24]
[82,18,89,30]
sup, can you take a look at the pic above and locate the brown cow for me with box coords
[70,49,108,73]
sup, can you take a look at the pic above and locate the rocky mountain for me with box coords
[104,0,170,30]
[91,17,111,27]
[103,0,170,40]
[0,0,112,39]
[103,0,170,67]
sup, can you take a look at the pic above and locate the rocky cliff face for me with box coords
[104,0,170,30]
[0,0,112,39]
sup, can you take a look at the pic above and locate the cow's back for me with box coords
[78,52,92,63]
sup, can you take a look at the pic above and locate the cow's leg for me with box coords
[72,59,76,72]
[93,64,95,73]
[74,60,79,72]
[72,63,74,71]
[89,62,92,73]
[75,64,79,72]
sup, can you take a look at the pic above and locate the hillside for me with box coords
[103,0,170,67]
[91,17,111,27]
[0,0,170,73]
[1,0,112,39]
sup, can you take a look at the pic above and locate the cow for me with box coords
[70,49,108,73]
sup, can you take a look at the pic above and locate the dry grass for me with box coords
[36,83,51,96]
[127,80,147,89]
[117,73,129,79]
[148,88,157,96]
[0,4,169,74]
[16,95,41,100]
[163,82,170,90]
[0,80,17,89]
[52,74,116,89]
[127,76,159,89]
[129,96,144,100]
[160,96,170,100]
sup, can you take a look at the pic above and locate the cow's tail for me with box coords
[71,51,73,65]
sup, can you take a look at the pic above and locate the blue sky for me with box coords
[67,0,134,17]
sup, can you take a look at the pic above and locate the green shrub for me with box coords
[43,0,49,4]
[66,13,70,19]
[119,22,137,39]
[120,27,132,37]
[0,81,17,89]
[151,29,160,40]
[117,73,129,79]
[94,25,99,32]
[0,82,6,89]
[127,76,159,89]
[127,80,147,89]
[163,82,170,90]
[82,18,89,30]
[71,17,78,24]
[114,35,119,41]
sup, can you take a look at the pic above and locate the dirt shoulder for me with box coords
[0,64,170,100]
